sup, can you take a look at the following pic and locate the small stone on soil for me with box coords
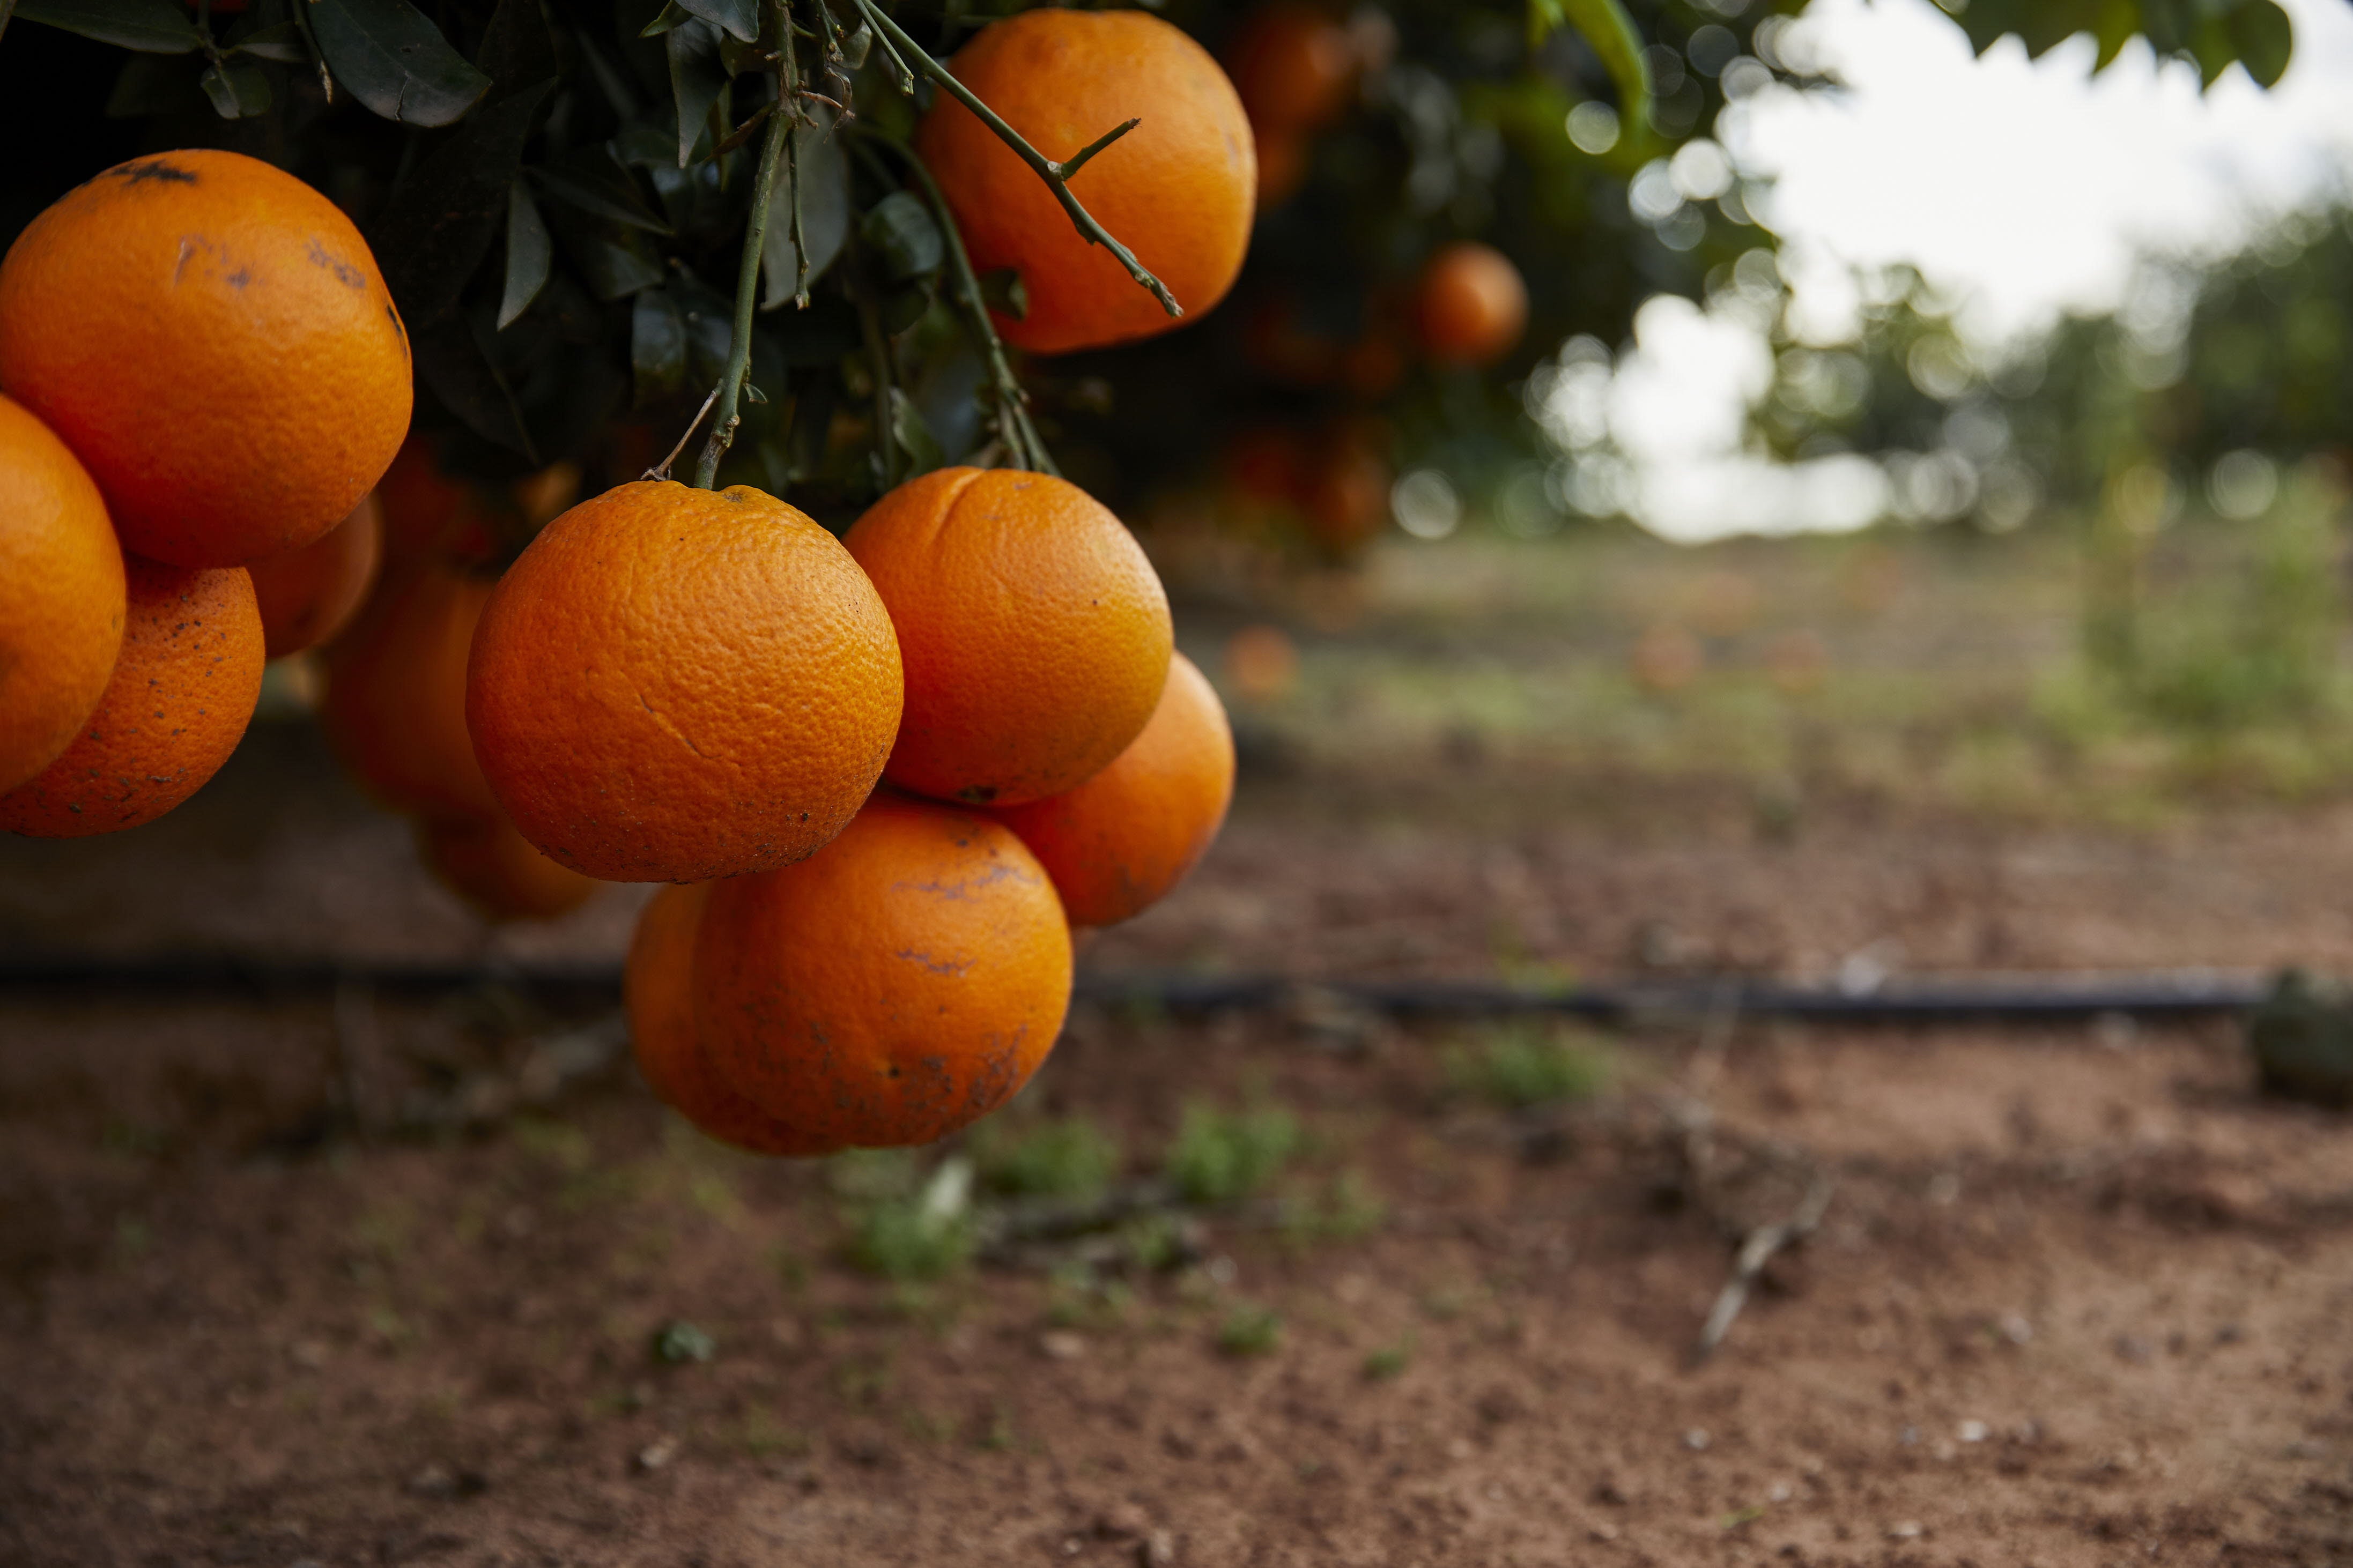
[1683,1429,1711,1452]
[1141,1529,1177,1566]
[635,1436,678,1472]
[1040,1331,1086,1361]
[1887,1521,1923,1540]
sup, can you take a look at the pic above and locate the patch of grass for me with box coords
[1217,1303,1283,1357]
[650,1320,715,1365]
[1444,1021,1611,1110]
[1118,1212,1193,1272]
[845,1158,974,1282]
[734,1408,811,1460]
[1282,1169,1387,1244]
[972,1115,1122,1200]
[1362,1342,1411,1381]
[1165,1102,1299,1205]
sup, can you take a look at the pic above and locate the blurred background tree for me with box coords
[0,0,2304,563]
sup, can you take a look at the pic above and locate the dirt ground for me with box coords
[9,711,2353,1567]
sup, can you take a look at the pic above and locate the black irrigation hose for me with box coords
[0,952,2274,1022]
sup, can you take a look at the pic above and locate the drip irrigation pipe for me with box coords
[0,953,2273,1022]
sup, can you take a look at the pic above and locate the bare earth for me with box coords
[6,722,2353,1566]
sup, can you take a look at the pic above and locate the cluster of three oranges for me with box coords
[0,150,410,835]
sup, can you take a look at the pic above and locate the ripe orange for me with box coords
[626,882,835,1156]
[468,481,903,882]
[845,468,1172,807]
[990,652,1234,928]
[696,794,1072,1151]
[417,814,602,924]
[247,493,383,660]
[1413,241,1529,367]
[1227,4,1359,135]
[1224,623,1299,702]
[375,436,499,567]
[0,557,263,837]
[317,561,502,823]
[914,9,1255,354]
[1301,424,1392,554]
[0,150,411,568]
[1254,128,1310,210]
[0,393,124,794]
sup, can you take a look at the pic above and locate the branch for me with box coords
[853,130,1057,476]
[845,0,1181,320]
[694,0,797,491]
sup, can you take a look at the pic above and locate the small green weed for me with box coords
[972,1116,1121,1200]
[1445,1021,1611,1110]
[1165,1102,1299,1205]
[650,1320,715,1364]
[845,1157,974,1282]
[1362,1343,1411,1381]
[1217,1303,1283,1357]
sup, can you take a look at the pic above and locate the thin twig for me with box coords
[845,0,1181,319]
[694,0,798,490]
[647,382,723,480]
[853,129,1056,475]
[708,100,775,163]
[1692,1168,1834,1363]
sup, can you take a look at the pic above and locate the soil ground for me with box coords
[8,533,2353,1566]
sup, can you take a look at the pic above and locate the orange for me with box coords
[1224,623,1299,702]
[626,882,833,1156]
[696,794,1072,1151]
[248,493,383,660]
[0,393,124,794]
[468,481,903,882]
[1227,4,1359,134]
[0,556,263,837]
[317,561,502,823]
[416,813,602,923]
[1301,424,1391,554]
[1414,241,1529,367]
[0,150,411,568]
[1224,426,1308,508]
[991,652,1234,928]
[845,468,1172,807]
[914,9,1255,354]
[1254,127,1311,210]
[375,436,499,567]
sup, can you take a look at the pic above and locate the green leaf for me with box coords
[13,0,203,54]
[370,83,549,320]
[227,23,307,63]
[475,0,559,100]
[666,18,728,168]
[859,190,943,283]
[889,387,944,475]
[1529,0,1649,150]
[201,57,273,118]
[565,229,668,300]
[638,0,693,38]
[676,0,757,44]
[413,309,539,459]
[310,0,490,128]
[632,288,689,410]
[761,110,851,307]
[530,149,672,234]
[499,179,552,330]
[2225,0,2293,88]
[879,281,931,336]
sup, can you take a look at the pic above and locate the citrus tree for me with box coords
[0,0,2308,1156]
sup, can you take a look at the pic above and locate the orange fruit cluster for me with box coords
[319,442,600,925]
[1,150,408,836]
[593,466,1232,1157]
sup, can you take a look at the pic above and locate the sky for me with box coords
[1546,0,2353,544]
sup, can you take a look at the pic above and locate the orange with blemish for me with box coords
[0,556,264,837]
[694,795,1073,1151]
[0,150,411,567]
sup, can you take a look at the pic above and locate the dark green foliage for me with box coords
[1,0,2300,520]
